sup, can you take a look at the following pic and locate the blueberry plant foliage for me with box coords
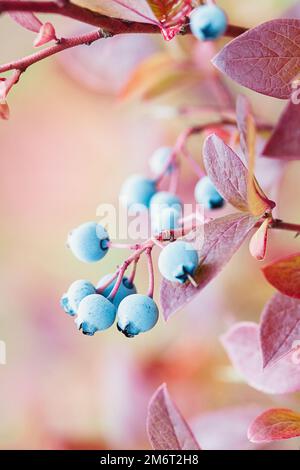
[3,0,300,449]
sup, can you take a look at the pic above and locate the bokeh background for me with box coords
[0,0,300,450]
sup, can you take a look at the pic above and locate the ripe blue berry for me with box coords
[194,176,224,209]
[60,279,96,316]
[151,207,181,234]
[67,222,109,263]
[117,294,159,338]
[75,294,117,336]
[190,5,228,41]
[97,274,137,308]
[149,146,173,175]
[158,240,199,284]
[120,174,156,210]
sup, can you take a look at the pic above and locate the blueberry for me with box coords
[120,174,156,210]
[151,207,181,234]
[67,222,109,263]
[149,147,173,175]
[158,240,199,284]
[60,279,96,316]
[117,294,159,337]
[190,5,228,41]
[194,176,224,210]
[75,294,117,335]
[96,274,137,308]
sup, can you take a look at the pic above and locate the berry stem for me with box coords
[128,257,139,285]
[96,271,119,294]
[181,146,205,179]
[146,248,155,298]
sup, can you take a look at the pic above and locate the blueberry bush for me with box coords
[2,0,300,450]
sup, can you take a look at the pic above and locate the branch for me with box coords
[0,1,247,37]
[0,29,107,73]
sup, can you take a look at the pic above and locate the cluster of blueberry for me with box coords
[60,4,229,338]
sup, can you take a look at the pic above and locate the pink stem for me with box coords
[96,271,119,294]
[181,146,205,179]
[146,248,155,298]
[270,220,300,234]
[168,163,180,194]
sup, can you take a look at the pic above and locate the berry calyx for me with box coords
[190,5,228,41]
[194,176,224,210]
[75,294,117,336]
[158,240,199,284]
[97,274,137,308]
[149,146,173,176]
[60,279,96,316]
[117,294,159,338]
[67,222,109,263]
[120,174,157,210]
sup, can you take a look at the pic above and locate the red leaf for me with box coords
[221,322,300,394]
[160,213,257,319]
[203,134,249,212]
[249,218,269,261]
[263,101,300,160]
[213,19,300,99]
[71,0,156,23]
[248,408,300,443]
[147,384,201,450]
[262,252,300,299]
[260,293,300,368]
[0,101,10,120]
[8,12,42,33]
[34,22,57,47]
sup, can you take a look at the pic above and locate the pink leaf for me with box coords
[249,218,269,261]
[160,213,257,320]
[260,293,300,368]
[147,384,201,450]
[8,12,42,33]
[33,22,57,47]
[248,408,300,443]
[236,94,255,160]
[221,322,300,394]
[71,0,157,23]
[213,19,300,99]
[203,134,249,212]
[263,101,300,160]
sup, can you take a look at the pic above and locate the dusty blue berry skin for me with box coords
[158,240,199,284]
[194,176,224,209]
[151,207,181,234]
[117,294,159,338]
[75,294,117,336]
[190,5,228,41]
[120,174,156,210]
[96,274,137,308]
[149,147,173,175]
[68,222,109,263]
[60,279,96,316]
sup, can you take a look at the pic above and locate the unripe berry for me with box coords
[190,5,228,41]
[75,294,117,335]
[97,274,137,308]
[67,222,109,263]
[120,174,156,210]
[194,176,224,209]
[60,279,96,316]
[158,240,199,284]
[117,294,159,337]
[149,146,173,175]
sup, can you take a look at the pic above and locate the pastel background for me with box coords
[0,0,299,449]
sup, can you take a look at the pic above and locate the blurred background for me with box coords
[0,0,300,450]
